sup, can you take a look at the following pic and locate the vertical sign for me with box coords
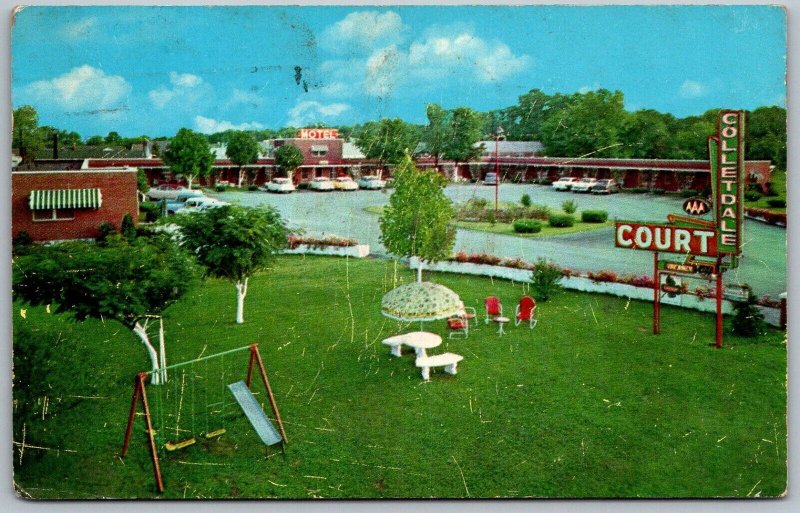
[716,111,744,255]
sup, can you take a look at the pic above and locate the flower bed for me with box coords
[745,207,786,227]
[410,253,783,324]
[283,235,369,258]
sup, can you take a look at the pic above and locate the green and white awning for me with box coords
[29,189,103,210]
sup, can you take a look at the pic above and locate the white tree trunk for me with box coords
[133,321,163,385]
[417,260,424,283]
[235,278,249,324]
[185,174,195,190]
[238,168,245,187]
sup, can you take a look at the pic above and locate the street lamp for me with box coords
[494,125,505,215]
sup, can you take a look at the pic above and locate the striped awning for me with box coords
[29,189,102,210]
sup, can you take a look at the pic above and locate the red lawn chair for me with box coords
[484,296,503,324]
[515,296,538,329]
[447,316,469,339]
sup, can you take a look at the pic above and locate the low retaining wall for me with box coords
[282,244,370,258]
[409,257,781,326]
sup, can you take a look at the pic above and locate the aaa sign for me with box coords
[615,222,717,257]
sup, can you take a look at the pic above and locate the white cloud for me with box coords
[323,11,406,51]
[149,72,208,109]
[194,116,264,134]
[316,81,351,98]
[226,88,265,108]
[679,80,708,98]
[60,17,96,40]
[364,46,403,97]
[25,65,131,110]
[408,31,529,83]
[287,101,350,127]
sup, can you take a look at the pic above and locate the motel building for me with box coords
[11,161,139,242]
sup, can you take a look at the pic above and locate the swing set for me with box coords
[121,344,287,493]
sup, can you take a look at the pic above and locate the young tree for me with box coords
[380,154,456,282]
[137,167,150,199]
[274,144,304,182]
[13,235,199,384]
[226,130,261,186]
[162,128,214,189]
[443,107,485,177]
[356,118,421,174]
[13,105,44,164]
[175,205,289,324]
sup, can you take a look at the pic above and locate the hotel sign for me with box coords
[615,222,717,257]
[297,128,339,139]
[711,111,744,255]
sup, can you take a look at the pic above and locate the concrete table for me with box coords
[402,331,443,358]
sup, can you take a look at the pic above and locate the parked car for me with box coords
[147,184,189,201]
[266,177,296,193]
[165,191,205,214]
[357,175,386,190]
[571,178,598,193]
[334,176,359,191]
[176,197,229,214]
[309,177,335,191]
[552,177,580,191]
[484,172,499,185]
[591,179,621,194]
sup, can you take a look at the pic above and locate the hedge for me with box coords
[548,213,574,228]
[767,198,786,208]
[581,210,608,223]
[513,219,543,233]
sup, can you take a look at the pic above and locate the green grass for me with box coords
[13,256,786,498]
[364,206,612,238]
[744,169,787,212]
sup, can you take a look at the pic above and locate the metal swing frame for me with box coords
[120,343,287,493]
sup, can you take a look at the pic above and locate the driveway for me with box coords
[216,184,786,297]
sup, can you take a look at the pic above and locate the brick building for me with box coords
[12,166,139,242]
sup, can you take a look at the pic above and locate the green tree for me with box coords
[274,144,304,181]
[85,135,105,146]
[379,154,456,282]
[105,131,122,144]
[421,104,450,170]
[356,118,420,174]
[175,205,289,324]
[162,128,214,190]
[13,105,44,164]
[137,167,150,198]
[443,107,485,174]
[539,89,627,157]
[670,115,716,159]
[619,109,676,159]
[226,130,261,186]
[746,106,786,169]
[13,236,199,384]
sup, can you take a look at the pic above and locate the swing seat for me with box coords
[165,437,196,451]
[204,428,226,439]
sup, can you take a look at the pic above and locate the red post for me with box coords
[716,260,724,348]
[252,345,288,444]
[121,374,142,457]
[138,374,165,493]
[246,344,257,387]
[653,252,661,334]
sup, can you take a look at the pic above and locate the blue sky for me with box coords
[11,5,786,138]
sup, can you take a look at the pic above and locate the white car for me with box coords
[551,177,580,191]
[176,197,229,214]
[146,184,189,201]
[309,177,335,191]
[334,176,359,191]
[266,177,296,193]
[571,178,598,193]
[357,175,386,190]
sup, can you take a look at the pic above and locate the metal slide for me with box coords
[227,380,283,446]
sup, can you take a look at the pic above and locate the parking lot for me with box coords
[216,184,786,297]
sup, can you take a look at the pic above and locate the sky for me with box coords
[11,5,787,138]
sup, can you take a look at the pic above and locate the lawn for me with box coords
[12,256,786,499]
[364,206,612,238]
[744,169,787,212]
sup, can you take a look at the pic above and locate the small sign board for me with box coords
[682,197,712,216]
[297,128,339,139]
[661,284,682,295]
[663,262,696,273]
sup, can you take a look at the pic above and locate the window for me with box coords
[311,145,328,157]
[33,208,75,221]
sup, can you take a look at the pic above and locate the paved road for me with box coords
[216,184,786,297]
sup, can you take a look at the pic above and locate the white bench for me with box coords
[382,335,407,357]
[415,353,464,380]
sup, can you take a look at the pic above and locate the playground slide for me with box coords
[227,380,283,446]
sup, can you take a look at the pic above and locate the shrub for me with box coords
[513,219,542,233]
[13,231,32,248]
[248,185,259,191]
[731,294,765,337]
[287,234,358,249]
[581,210,608,223]
[587,270,617,283]
[97,221,117,243]
[765,182,779,197]
[767,198,786,208]
[485,209,497,225]
[744,190,762,202]
[548,213,574,228]
[297,181,310,190]
[680,189,698,197]
[520,194,532,208]
[215,184,227,192]
[527,204,551,220]
[530,259,563,301]
[121,213,137,240]
[502,258,532,270]
[539,179,553,186]
[651,188,666,195]
[561,199,578,214]
[139,201,162,222]
[628,187,649,194]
